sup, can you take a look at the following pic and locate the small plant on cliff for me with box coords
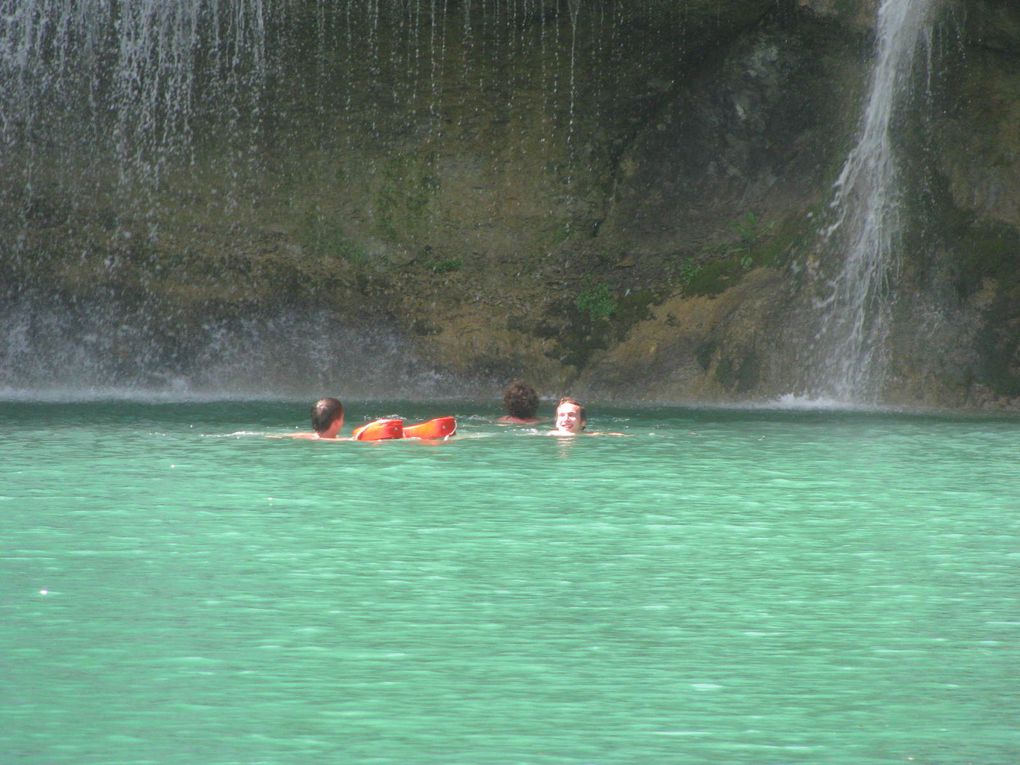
[730,211,775,268]
[427,258,463,274]
[576,280,617,322]
[678,258,701,288]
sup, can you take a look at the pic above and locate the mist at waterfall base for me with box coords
[0,296,450,399]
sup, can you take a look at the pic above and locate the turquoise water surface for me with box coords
[2,400,1018,764]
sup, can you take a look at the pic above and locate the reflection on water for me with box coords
[2,402,1018,764]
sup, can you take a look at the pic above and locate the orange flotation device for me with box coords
[352,416,457,441]
[403,416,457,440]
[351,418,405,441]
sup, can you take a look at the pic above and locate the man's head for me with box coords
[503,380,539,420]
[311,397,345,438]
[554,397,586,434]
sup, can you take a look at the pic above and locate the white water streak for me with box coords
[816,0,938,401]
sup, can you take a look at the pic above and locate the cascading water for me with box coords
[0,1,724,398]
[0,0,269,211]
[3,0,675,397]
[807,0,939,403]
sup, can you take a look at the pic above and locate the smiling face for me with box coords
[554,401,586,434]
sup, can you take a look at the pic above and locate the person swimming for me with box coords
[286,397,345,439]
[548,397,627,437]
[280,398,456,441]
[498,380,542,424]
[550,397,586,435]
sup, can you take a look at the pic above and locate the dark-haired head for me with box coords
[503,380,540,420]
[311,397,345,435]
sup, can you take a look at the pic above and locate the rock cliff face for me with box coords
[1,0,1017,407]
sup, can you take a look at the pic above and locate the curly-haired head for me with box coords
[502,380,539,420]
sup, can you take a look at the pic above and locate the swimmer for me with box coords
[498,380,542,424]
[548,396,627,437]
[287,397,346,440]
[550,397,586,436]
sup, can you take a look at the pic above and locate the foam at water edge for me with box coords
[768,393,880,412]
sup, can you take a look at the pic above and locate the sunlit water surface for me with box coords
[2,400,1018,765]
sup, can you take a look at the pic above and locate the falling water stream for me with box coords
[810,0,940,402]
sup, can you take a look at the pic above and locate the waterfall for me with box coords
[0,0,269,202]
[1,0,626,396]
[809,0,939,403]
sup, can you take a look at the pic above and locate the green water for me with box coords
[2,400,1018,765]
